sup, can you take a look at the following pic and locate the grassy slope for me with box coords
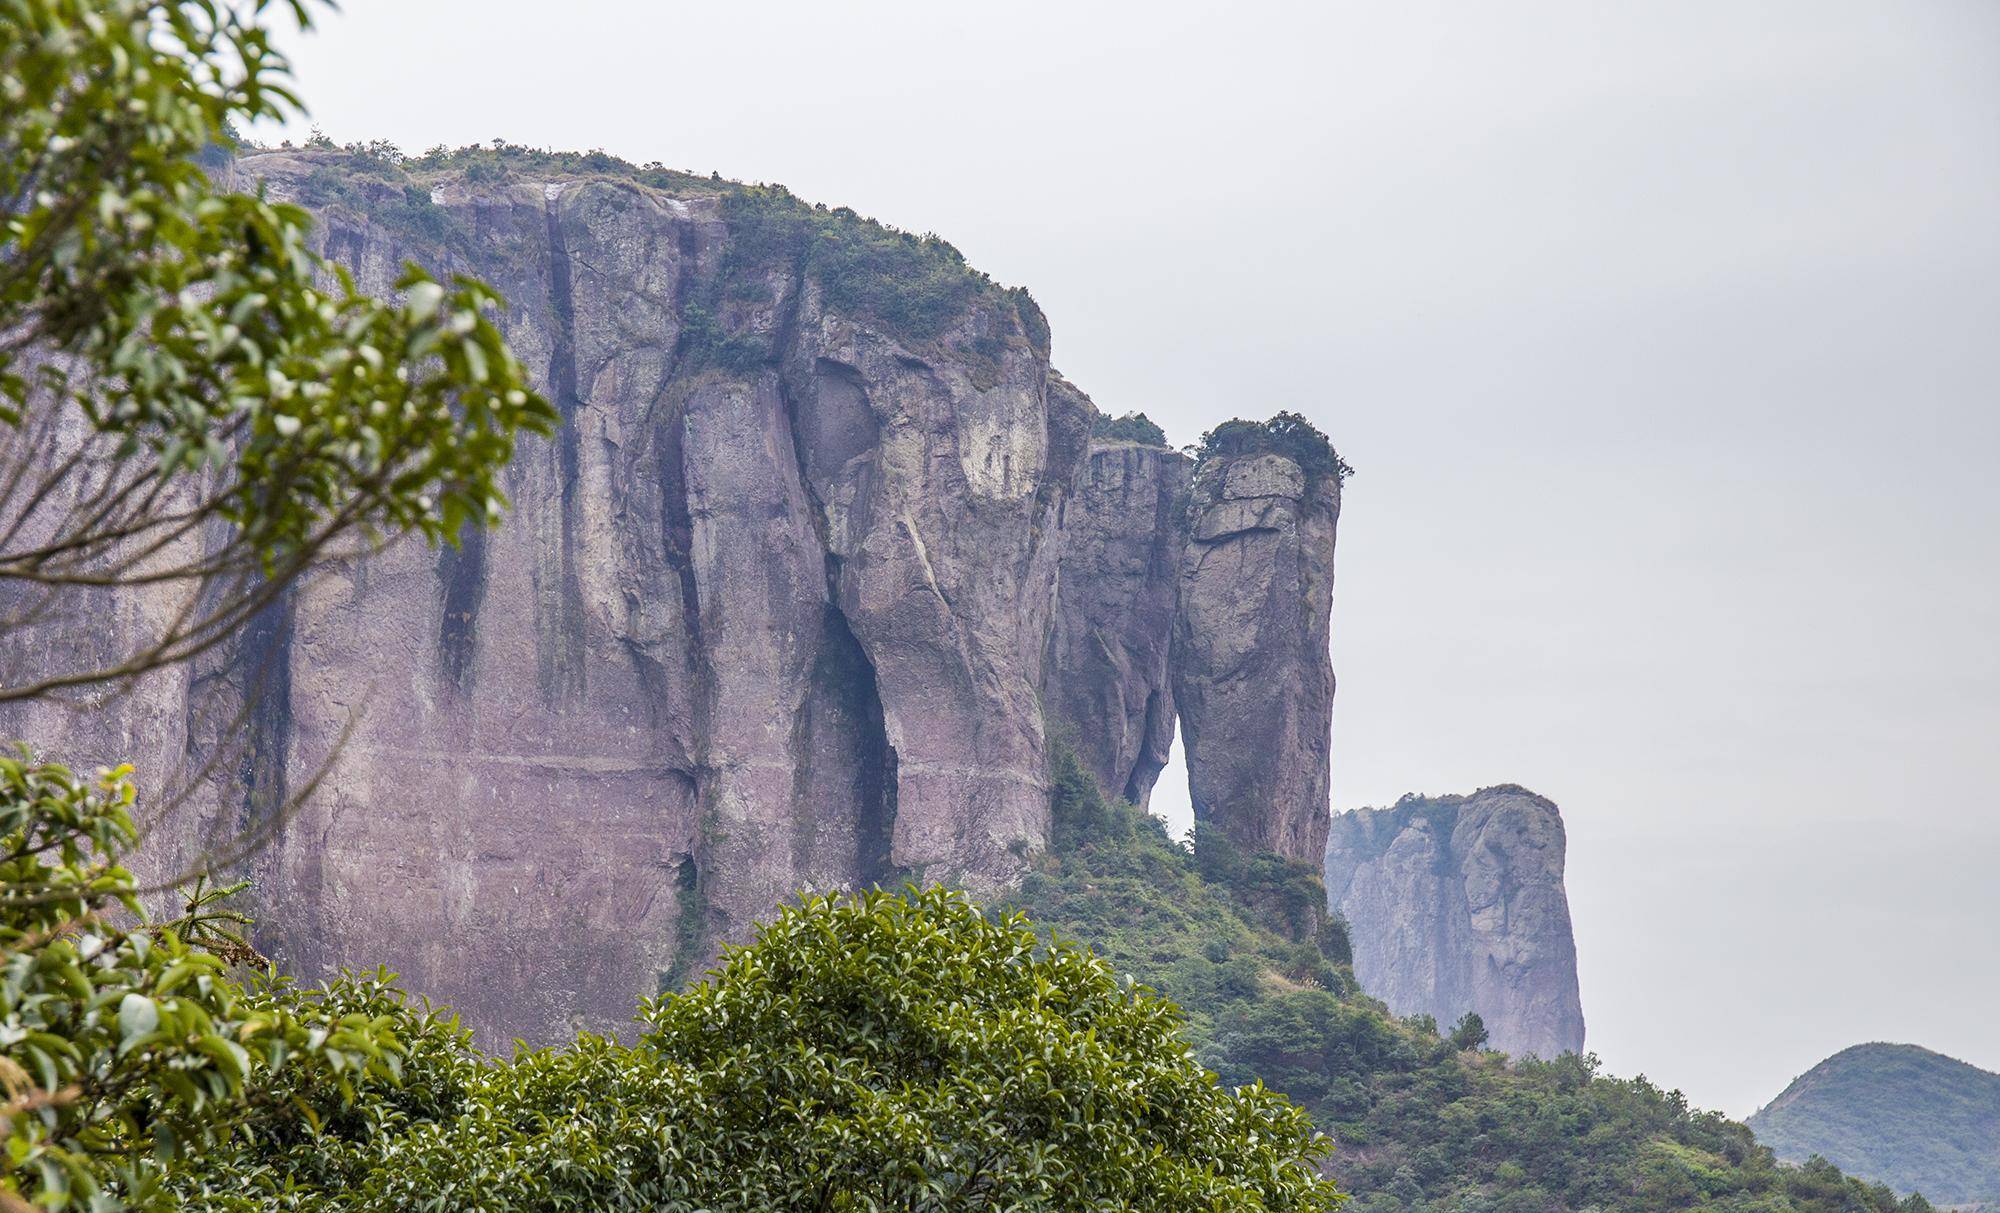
[1013,749,1944,1213]
[1748,1044,2000,1206]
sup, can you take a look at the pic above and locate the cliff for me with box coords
[1175,447,1339,861]
[0,147,1344,1044]
[1043,432,1189,811]
[1749,1043,2000,1206]
[1323,784,1585,1059]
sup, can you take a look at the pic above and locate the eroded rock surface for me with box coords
[1044,422,1189,810]
[1173,451,1339,864]
[1,152,1346,1044]
[1323,785,1585,1059]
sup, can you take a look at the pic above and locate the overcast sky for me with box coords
[268,1,2000,1117]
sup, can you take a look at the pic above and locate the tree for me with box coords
[0,751,446,1212]
[1190,412,1353,486]
[0,4,550,1208]
[0,1,555,705]
[186,887,1343,1212]
[1093,410,1169,446]
[1447,1012,1489,1053]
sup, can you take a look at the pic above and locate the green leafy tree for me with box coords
[1191,411,1352,485]
[1447,1013,1489,1053]
[0,751,441,1211]
[0,0,555,702]
[188,887,1341,1212]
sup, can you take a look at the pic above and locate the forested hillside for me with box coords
[1749,1043,2000,1207]
[1012,749,1944,1213]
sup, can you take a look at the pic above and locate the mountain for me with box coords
[1324,785,1585,1059]
[1748,1043,2000,1206]
[0,144,1338,1045]
[0,139,1945,1213]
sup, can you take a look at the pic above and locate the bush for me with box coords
[0,752,421,1211]
[1094,411,1170,446]
[1193,411,1353,485]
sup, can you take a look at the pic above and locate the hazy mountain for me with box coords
[1749,1043,2000,1206]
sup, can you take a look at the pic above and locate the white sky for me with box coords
[267,0,2000,1117]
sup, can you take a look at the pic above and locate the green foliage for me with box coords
[0,751,424,1211]
[687,184,995,350]
[1093,411,1170,446]
[404,141,727,197]
[1448,1012,1490,1053]
[179,887,1340,1212]
[3,745,1336,1211]
[1,1,557,700]
[1023,746,1356,1056]
[1193,411,1354,486]
[1746,1043,2000,1205]
[1,0,555,556]
[666,180,1008,369]
[1015,745,1936,1213]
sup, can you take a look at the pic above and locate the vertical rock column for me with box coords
[1172,450,1339,864]
[1323,786,1586,1059]
[1044,409,1190,810]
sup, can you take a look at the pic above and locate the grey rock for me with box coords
[1,152,1345,1045]
[1044,415,1189,810]
[1174,451,1339,864]
[1323,785,1585,1059]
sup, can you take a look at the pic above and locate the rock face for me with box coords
[1042,429,1190,811]
[1174,452,1339,862]
[0,151,1345,1044]
[1323,786,1585,1059]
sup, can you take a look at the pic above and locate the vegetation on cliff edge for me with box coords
[1193,411,1354,486]
[1094,411,1172,446]
[271,136,1048,355]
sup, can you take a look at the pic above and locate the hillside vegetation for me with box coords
[276,136,1047,352]
[1012,749,1945,1213]
[1749,1043,2000,1207]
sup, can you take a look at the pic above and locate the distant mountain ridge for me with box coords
[1748,1043,2000,1207]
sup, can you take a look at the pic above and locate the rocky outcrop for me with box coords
[1044,425,1189,811]
[1323,785,1584,1059]
[0,151,1345,1044]
[1173,450,1339,864]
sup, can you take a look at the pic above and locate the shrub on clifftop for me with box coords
[1193,412,1353,485]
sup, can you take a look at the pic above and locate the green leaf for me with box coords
[117,993,160,1043]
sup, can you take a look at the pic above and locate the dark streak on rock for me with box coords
[436,520,487,690]
[541,194,588,704]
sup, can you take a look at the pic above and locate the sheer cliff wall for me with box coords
[1323,786,1586,1059]
[1,152,1342,1043]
